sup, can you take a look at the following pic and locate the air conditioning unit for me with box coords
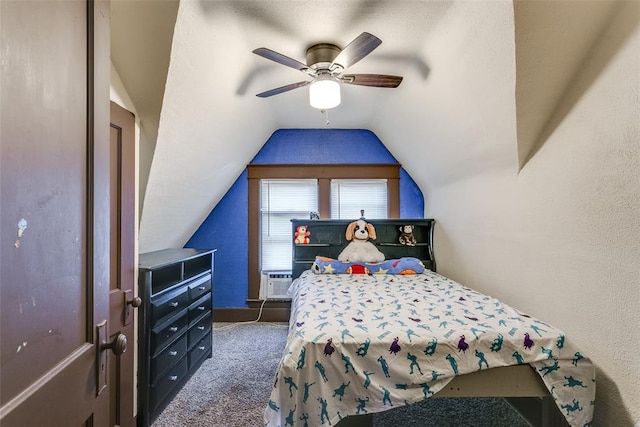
[259,271,292,300]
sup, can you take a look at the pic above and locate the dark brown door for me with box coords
[109,102,137,426]
[0,1,112,426]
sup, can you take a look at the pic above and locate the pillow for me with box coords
[381,257,425,274]
[311,256,425,275]
[311,256,375,275]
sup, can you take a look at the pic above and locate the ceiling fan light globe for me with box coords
[309,79,340,109]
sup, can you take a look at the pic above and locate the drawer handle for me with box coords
[198,345,206,351]
[197,326,205,330]
[198,306,206,311]
[168,326,178,333]
[168,350,178,356]
[168,375,178,381]
[169,302,179,308]
[198,286,206,291]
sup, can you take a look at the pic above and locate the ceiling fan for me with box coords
[253,32,403,109]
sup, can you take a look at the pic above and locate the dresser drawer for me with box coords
[189,331,212,373]
[151,286,189,326]
[188,293,212,326]
[151,334,188,381]
[150,357,188,411]
[188,273,212,301]
[188,312,212,348]
[151,312,188,356]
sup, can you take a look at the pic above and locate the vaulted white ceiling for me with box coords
[110,0,624,252]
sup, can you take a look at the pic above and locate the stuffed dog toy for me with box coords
[338,219,385,263]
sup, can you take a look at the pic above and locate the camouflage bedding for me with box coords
[264,270,595,427]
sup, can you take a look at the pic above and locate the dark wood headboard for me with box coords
[290,219,435,278]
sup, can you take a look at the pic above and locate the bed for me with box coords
[264,219,595,427]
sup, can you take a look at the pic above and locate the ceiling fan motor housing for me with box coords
[306,43,341,70]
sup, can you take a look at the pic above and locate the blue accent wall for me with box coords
[186,170,249,308]
[185,129,424,308]
[400,169,424,218]
[251,129,396,164]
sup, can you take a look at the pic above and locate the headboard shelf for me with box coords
[291,219,435,278]
[378,242,430,247]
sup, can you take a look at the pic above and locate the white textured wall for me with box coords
[138,1,278,253]
[377,1,640,425]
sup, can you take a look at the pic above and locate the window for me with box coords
[259,178,387,271]
[330,179,388,219]
[247,164,400,304]
[260,179,317,271]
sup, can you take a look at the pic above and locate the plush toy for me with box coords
[398,224,417,246]
[338,219,385,263]
[294,225,310,244]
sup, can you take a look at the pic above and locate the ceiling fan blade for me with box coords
[256,81,311,98]
[253,48,308,71]
[330,32,381,71]
[342,74,403,88]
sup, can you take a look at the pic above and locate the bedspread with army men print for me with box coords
[264,270,595,427]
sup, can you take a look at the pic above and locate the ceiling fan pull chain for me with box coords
[323,109,330,126]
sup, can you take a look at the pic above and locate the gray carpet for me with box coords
[152,323,531,427]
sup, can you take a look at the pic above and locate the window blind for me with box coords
[260,179,318,271]
[330,179,388,219]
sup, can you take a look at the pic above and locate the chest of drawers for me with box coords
[137,248,215,427]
